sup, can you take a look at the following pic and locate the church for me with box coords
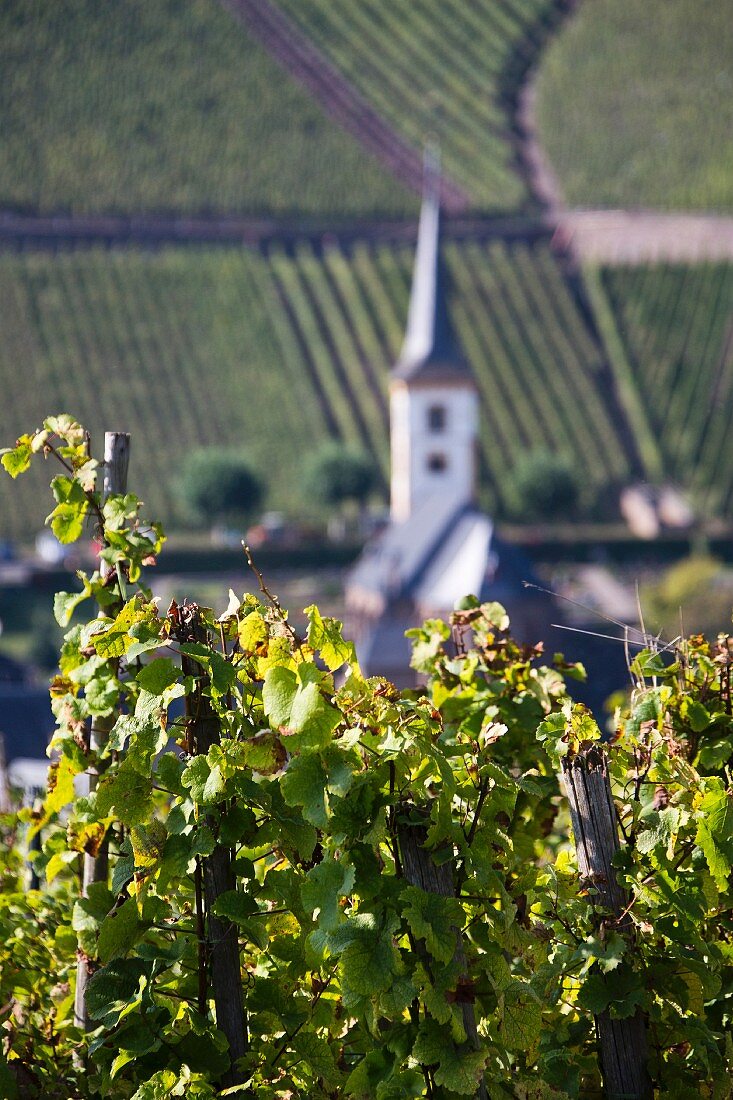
[345,151,549,683]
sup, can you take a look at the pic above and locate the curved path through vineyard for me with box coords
[517,62,733,263]
[3,0,733,262]
[221,0,471,215]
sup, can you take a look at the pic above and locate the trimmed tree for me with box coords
[302,442,377,510]
[508,449,580,521]
[179,448,263,528]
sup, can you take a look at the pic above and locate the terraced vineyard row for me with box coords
[0,241,629,540]
[0,0,410,217]
[600,264,733,514]
[274,0,568,212]
[0,249,332,537]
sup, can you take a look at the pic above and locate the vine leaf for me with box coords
[263,665,340,750]
[86,959,149,1024]
[136,657,180,695]
[413,1020,488,1095]
[402,885,462,964]
[0,435,33,478]
[211,891,268,949]
[695,787,733,888]
[54,578,93,627]
[281,752,329,827]
[97,897,142,964]
[96,758,155,826]
[305,604,356,672]
[498,981,543,1052]
[301,856,355,931]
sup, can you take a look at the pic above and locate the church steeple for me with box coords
[393,145,469,382]
[389,146,479,523]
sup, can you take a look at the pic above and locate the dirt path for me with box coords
[221,0,471,215]
[518,35,733,264]
[0,209,549,251]
[551,209,733,264]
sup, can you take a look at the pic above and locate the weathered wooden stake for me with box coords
[397,817,488,1100]
[181,608,248,1088]
[562,745,652,1100]
[75,432,130,1030]
[0,733,11,814]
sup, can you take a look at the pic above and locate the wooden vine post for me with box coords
[75,431,130,1030]
[179,604,248,1089]
[397,815,488,1100]
[562,745,652,1100]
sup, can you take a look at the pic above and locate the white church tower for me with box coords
[389,147,479,523]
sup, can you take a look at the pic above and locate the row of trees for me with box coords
[179,442,378,530]
[181,443,584,531]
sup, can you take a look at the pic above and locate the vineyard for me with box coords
[1,428,732,1097]
[0,0,731,539]
[274,0,569,212]
[598,262,733,514]
[0,0,410,218]
[0,240,633,540]
[536,0,733,212]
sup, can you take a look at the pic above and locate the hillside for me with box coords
[535,0,733,212]
[597,262,733,515]
[0,241,630,541]
[0,0,410,218]
[274,0,569,213]
[1,1,732,544]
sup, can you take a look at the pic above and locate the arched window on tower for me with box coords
[427,404,447,433]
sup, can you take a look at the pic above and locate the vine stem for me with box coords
[465,778,490,847]
[74,431,130,1033]
[195,857,207,1016]
[242,542,306,657]
[270,964,338,1068]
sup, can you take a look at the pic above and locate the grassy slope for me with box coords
[275,0,567,213]
[599,263,733,514]
[0,0,411,217]
[0,242,629,541]
[535,0,733,212]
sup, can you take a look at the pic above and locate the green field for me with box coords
[276,0,567,213]
[0,240,628,540]
[535,0,733,212]
[598,263,733,514]
[0,0,410,218]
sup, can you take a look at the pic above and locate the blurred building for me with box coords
[345,151,550,683]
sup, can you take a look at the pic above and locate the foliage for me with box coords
[302,442,378,509]
[507,449,580,520]
[0,0,409,217]
[1,417,731,1098]
[536,0,733,212]
[0,415,587,1096]
[538,636,733,1096]
[642,555,733,639]
[0,833,79,1099]
[178,448,264,528]
[0,239,628,541]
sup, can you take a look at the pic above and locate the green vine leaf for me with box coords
[263,664,340,750]
[97,897,142,964]
[402,885,463,965]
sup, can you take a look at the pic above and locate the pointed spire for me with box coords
[393,143,469,382]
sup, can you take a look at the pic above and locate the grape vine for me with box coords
[0,417,730,1099]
